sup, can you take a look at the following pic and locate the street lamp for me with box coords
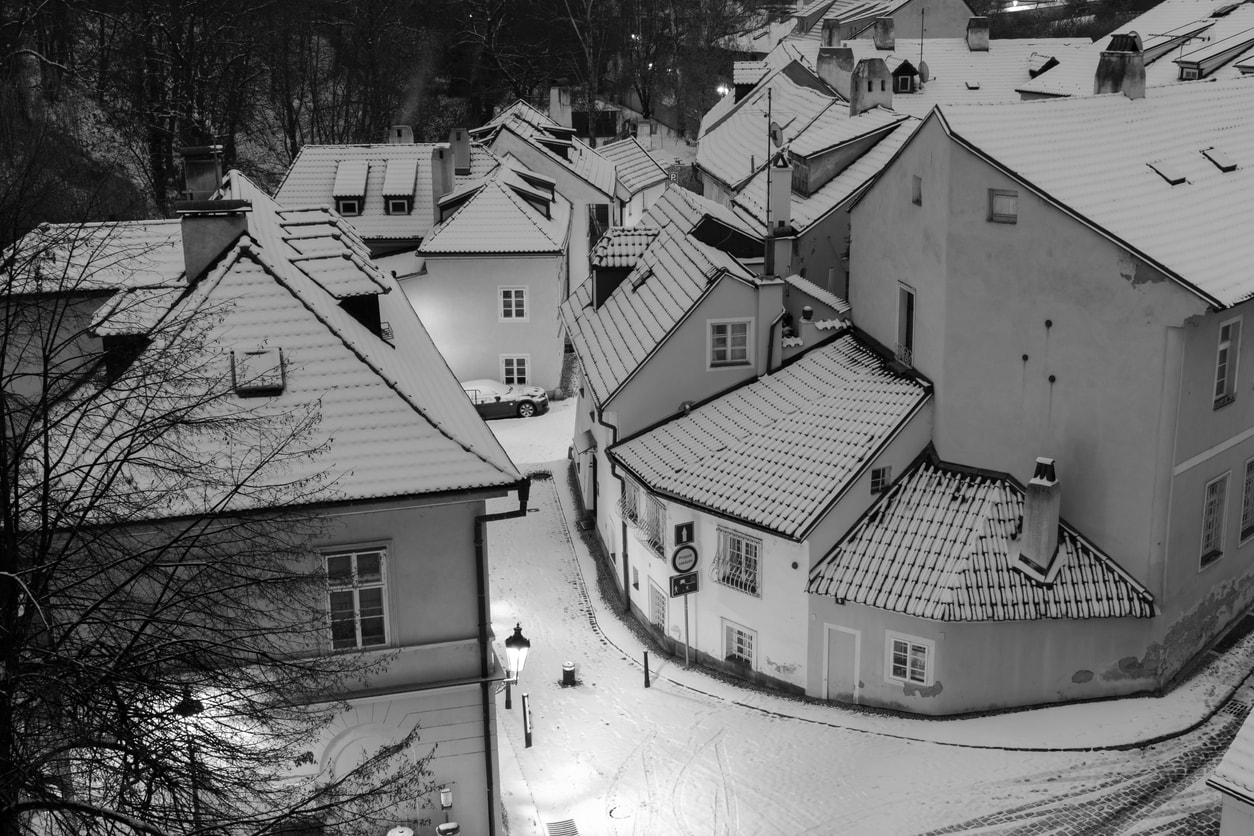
[503,623,531,711]
[172,687,204,832]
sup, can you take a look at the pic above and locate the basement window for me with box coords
[233,347,285,396]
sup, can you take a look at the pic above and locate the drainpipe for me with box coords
[595,408,631,615]
[767,307,787,373]
[473,476,531,836]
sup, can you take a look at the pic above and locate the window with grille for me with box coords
[709,320,751,368]
[886,632,932,685]
[649,581,667,631]
[714,528,761,597]
[326,547,387,650]
[1215,319,1240,408]
[723,620,756,668]
[500,287,527,321]
[502,355,529,385]
[619,478,665,557]
[1242,459,1254,543]
[1201,473,1229,567]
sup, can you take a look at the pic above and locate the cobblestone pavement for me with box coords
[916,686,1253,836]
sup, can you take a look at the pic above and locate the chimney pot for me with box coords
[966,17,990,51]
[1013,456,1062,580]
[389,125,415,144]
[873,17,895,50]
[801,305,813,321]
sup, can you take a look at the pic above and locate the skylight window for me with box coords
[233,348,285,396]
[1203,146,1238,173]
[1147,161,1187,186]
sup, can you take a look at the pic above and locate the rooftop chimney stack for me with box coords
[849,58,893,116]
[873,17,895,50]
[1094,32,1146,99]
[966,17,990,51]
[430,146,455,229]
[817,46,856,99]
[179,146,224,201]
[549,84,573,128]
[388,125,415,144]
[450,128,471,175]
[765,152,794,278]
[1011,457,1063,580]
[821,18,841,46]
[177,200,251,283]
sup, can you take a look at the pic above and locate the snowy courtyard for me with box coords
[479,398,1254,836]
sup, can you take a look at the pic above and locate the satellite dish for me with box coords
[769,121,784,148]
[919,60,930,83]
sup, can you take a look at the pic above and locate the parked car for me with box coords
[460,379,549,419]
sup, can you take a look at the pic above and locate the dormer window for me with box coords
[332,160,369,218]
[233,347,285,396]
[386,197,412,215]
[895,75,913,93]
[336,198,361,216]
[1180,66,1200,80]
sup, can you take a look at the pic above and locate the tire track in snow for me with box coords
[604,725,658,836]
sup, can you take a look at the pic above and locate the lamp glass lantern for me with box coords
[439,785,453,810]
[504,624,531,682]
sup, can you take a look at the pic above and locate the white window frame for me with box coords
[895,74,912,93]
[870,465,892,494]
[335,198,362,217]
[385,197,412,215]
[708,318,753,369]
[1241,457,1254,545]
[1201,472,1230,568]
[649,579,667,632]
[988,188,1018,224]
[1180,66,1200,80]
[499,287,528,322]
[1215,317,1240,408]
[722,618,757,669]
[325,546,389,651]
[885,631,934,686]
[714,527,762,597]
[501,354,530,385]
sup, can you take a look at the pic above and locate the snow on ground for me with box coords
[485,399,1254,835]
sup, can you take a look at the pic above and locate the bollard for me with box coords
[562,661,576,686]
[522,692,533,748]
[644,650,651,688]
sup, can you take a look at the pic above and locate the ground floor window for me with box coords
[502,354,529,385]
[649,580,667,632]
[723,619,756,669]
[885,631,933,686]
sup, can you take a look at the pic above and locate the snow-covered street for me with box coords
[481,399,1254,835]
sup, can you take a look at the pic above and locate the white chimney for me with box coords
[966,17,990,51]
[388,125,414,144]
[849,58,892,117]
[430,146,455,229]
[817,46,855,98]
[765,152,794,278]
[450,128,471,175]
[873,17,894,50]
[1094,32,1146,99]
[1011,457,1062,580]
[549,84,573,128]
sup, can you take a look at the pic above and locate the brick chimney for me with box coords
[1094,32,1146,99]
[1011,457,1062,579]
[450,128,471,175]
[388,125,414,144]
[849,58,892,116]
[765,152,794,278]
[177,200,251,283]
[821,17,841,46]
[817,46,856,99]
[873,17,895,50]
[179,146,224,201]
[966,17,990,51]
[430,146,455,229]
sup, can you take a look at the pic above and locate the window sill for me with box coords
[1200,549,1224,568]
[709,362,751,370]
[1214,394,1236,410]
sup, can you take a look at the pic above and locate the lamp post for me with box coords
[172,687,204,833]
[503,623,531,710]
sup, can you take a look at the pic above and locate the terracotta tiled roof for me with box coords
[1018,0,1254,98]
[590,227,660,268]
[611,334,930,538]
[937,78,1254,307]
[808,457,1156,620]
[559,190,760,407]
[1210,712,1254,803]
[419,164,570,254]
[597,136,669,194]
[274,141,496,241]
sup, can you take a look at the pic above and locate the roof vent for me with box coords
[233,347,285,396]
[1147,160,1187,185]
[1203,146,1238,172]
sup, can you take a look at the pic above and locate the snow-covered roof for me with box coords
[7,220,186,296]
[420,163,570,255]
[1210,711,1254,803]
[1018,0,1254,98]
[560,188,760,408]
[935,78,1254,307]
[808,456,1156,620]
[589,227,660,269]
[49,172,521,519]
[611,334,930,539]
[473,100,620,198]
[596,136,669,195]
[274,141,496,241]
[783,273,851,315]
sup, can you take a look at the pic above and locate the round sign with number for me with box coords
[671,544,698,574]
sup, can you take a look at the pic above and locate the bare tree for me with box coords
[0,197,431,835]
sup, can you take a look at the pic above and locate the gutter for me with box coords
[472,476,531,836]
[595,408,631,615]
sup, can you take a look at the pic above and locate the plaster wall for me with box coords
[796,209,850,297]
[806,599,1154,713]
[1220,795,1254,836]
[400,255,565,392]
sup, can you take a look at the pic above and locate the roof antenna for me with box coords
[920,8,926,74]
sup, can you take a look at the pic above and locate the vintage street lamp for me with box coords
[503,623,531,710]
[172,686,205,832]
